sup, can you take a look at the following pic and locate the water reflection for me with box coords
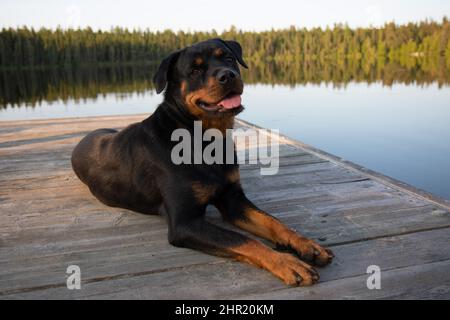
[0,65,156,108]
[1,57,450,108]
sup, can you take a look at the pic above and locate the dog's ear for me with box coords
[220,40,248,69]
[153,50,182,94]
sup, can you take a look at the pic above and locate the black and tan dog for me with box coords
[71,39,334,286]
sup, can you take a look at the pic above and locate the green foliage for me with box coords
[1,19,449,68]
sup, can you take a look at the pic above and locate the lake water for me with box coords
[1,68,450,200]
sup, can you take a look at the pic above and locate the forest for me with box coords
[1,19,450,68]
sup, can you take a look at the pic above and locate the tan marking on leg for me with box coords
[232,207,289,243]
[230,239,319,286]
[233,207,334,266]
[192,182,218,204]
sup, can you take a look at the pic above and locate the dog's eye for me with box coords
[225,56,234,63]
[191,68,202,76]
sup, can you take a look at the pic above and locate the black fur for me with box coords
[72,38,253,255]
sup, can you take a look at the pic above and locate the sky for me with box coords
[1,0,449,32]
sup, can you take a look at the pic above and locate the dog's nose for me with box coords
[216,69,238,85]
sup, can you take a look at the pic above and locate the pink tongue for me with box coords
[217,95,242,109]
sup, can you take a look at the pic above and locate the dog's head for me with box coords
[153,39,248,124]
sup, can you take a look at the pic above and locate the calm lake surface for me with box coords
[1,67,450,200]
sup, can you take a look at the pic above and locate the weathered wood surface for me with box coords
[0,114,449,300]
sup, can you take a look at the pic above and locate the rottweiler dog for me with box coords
[71,38,334,286]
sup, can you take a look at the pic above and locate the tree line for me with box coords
[1,18,450,68]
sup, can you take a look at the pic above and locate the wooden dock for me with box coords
[1,114,449,299]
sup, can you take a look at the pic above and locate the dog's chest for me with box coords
[188,164,240,202]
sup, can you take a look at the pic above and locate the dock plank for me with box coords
[0,114,449,299]
[4,228,449,299]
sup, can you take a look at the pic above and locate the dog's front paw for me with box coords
[288,236,334,267]
[270,253,319,286]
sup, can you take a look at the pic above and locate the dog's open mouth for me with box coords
[197,93,243,113]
